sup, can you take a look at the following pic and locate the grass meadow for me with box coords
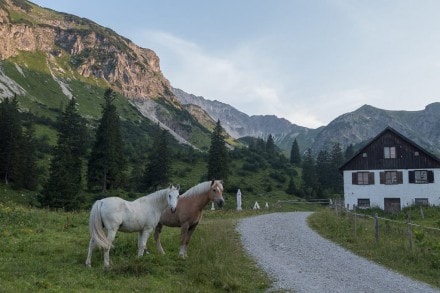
[0,191,318,293]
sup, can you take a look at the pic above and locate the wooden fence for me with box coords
[331,201,440,250]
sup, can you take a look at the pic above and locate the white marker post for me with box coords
[236,189,242,211]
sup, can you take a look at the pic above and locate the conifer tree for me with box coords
[286,176,297,195]
[315,149,331,189]
[87,89,127,192]
[329,142,344,193]
[40,98,87,210]
[142,129,172,191]
[266,134,275,154]
[301,148,318,198]
[207,120,228,180]
[0,96,23,185]
[290,138,301,165]
[17,122,39,190]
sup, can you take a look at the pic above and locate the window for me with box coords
[409,170,434,184]
[384,146,396,159]
[380,171,403,185]
[357,198,370,209]
[352,172,374,185]
[415,170,428,183]
[415,198,429,206]
[362,153,367,158]
[386,171,397,184]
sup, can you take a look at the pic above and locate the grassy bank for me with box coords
[308,207,440,288]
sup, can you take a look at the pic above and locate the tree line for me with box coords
[1,90,352,209]
[0,90,229,211]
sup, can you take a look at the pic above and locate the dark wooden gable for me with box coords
[340,127,440,171]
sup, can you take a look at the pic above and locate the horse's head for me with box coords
[209,180,224,208]
[167,185,180,213]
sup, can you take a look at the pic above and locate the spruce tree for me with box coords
[0,96,23,185]
[17,122,39,190]
[87,89,127,192]
[301,148,318,198]
[142,129,172,191]
[207,120,228,180]
[290,138,301,165]
[315,149,332,196]
[266,134,275,154]
[329,142,344,193]
[40,98,87,210]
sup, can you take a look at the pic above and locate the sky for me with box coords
[31,0,440,128]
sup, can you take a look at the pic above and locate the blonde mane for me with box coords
[181,180,223,198]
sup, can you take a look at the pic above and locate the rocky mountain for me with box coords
[172,87,318,153]
[311,103,440,156]
[0,0,211,148]
[1,0,439,158]
[173,87,440,157]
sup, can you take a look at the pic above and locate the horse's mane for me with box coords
[181,180,223,198]
[140,187,175,204]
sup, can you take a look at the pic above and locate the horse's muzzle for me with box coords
[171,207,176,213]
[216,199,224,208]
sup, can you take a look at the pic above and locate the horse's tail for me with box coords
[89,200,113,250]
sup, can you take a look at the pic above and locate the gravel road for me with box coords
[236,212,439,293]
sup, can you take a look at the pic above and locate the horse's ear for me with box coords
[210,179,215,186]
[176,184,180,191]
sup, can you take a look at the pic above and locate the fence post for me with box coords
[420,206,424,219]
[335,200,338,216]
[407,211,413,251]
[374,213,379,244]
[353,205,357,238]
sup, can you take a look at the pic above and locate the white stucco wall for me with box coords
[343,169,440,210]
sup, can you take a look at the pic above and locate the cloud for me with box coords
[134,30,291,115]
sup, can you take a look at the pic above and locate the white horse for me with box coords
[85,185,180,268]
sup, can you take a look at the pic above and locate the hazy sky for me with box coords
[32,0,440,128]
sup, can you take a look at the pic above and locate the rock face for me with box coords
[172,87,308,139]
[174,87,440,156]
[0,0,177,104]
[311,103,440,156]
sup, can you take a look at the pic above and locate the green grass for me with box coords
[0,184,322,292]
[308,208,440,288]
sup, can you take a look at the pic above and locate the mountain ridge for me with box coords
[1,0,439,157]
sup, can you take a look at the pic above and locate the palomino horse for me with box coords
[154,180,224,258]
[85,185,180,268]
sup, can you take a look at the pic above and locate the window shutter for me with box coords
[408,171,415,183]
[397,171,403,184]
[369,172,375,185]
[428,171,434,183]
[352,172,358,185]
[380,172,385,184]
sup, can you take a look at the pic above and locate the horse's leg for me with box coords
[179,223,191,258]
[85,238,95,267]
[137,227,153,257]
[182,223,198,258]
[154,223,165,255]
[103,229,117,268]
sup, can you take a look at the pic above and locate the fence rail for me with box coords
[331,201,440,249]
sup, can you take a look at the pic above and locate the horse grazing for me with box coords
[154,180,224,258]
[85,185,180,268]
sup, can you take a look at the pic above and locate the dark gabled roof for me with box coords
[339,126,440,171]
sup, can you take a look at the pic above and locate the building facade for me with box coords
[340,127,440,212]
